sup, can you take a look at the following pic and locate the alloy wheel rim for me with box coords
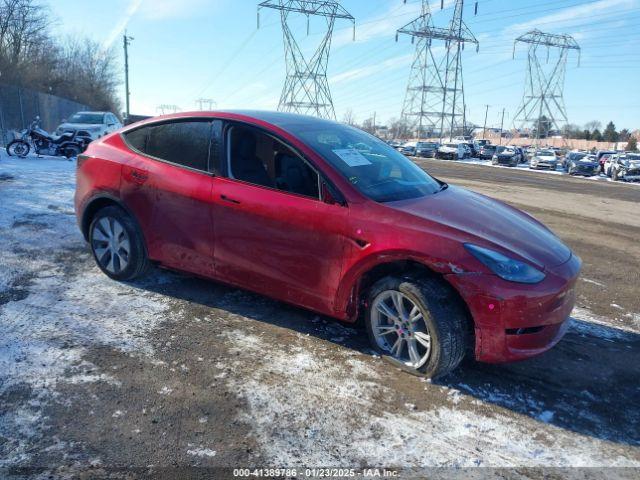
[371,290,431,369]
[11,143,28,157]
[91,217,131,274]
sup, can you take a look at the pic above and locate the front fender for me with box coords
[333,250,470,321]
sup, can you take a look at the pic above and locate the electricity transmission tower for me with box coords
[156,104,181,115]
[195,98,217,110]
[257,0,355,120]
[513,29,580,143]
[397,0,478,140]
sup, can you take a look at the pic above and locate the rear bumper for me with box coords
[446,253,581,363]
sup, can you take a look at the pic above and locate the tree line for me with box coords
[0,0,120,115]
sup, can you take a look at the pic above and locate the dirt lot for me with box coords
[1,153,639,479]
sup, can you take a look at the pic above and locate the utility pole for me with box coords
[482,104,489,139]
[373,111,376,133]
[123,31,134,119]
[499,108,505,145]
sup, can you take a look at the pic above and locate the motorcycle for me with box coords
[6,117,89,159]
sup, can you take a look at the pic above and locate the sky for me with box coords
[49,0,640,131]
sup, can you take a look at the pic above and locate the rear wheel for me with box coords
[365,275,468,378]
[89,206,149,281]
[6,140,30,158]
[63,144,81,159]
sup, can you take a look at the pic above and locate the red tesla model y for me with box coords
[75,111,581,377]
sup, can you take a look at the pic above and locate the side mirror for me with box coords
[321,181,344,206]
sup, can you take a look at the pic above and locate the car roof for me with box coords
[124,110,344,133]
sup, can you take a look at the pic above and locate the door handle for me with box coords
[220,194,241,205]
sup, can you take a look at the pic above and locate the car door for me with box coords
[121,119,220,277]
[210,122,350,315]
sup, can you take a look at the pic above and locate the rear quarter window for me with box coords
[123,120,221,173]
[124,128,148,152]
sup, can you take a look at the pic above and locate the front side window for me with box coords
[226,125,319,199]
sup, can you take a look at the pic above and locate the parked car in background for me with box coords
[57,111,122,140]
[75,110,581,378]
[566,153,599,176]
[387,140,403,149]
[461,142,476,158]
[436,142,466,160]
[478,144,497,160]
[603,153,619,176]
[415,141,439,158]
[610,153,640,182]
[401,141,418,156]
[473,139,490,150]
[515,147,527,164]
[530,149,559,170]
[596,150,617,174]
[563,151,587,171]
[492,146,522,167]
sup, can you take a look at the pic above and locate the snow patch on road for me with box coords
[0,155,174,467]
[221,327,640,467]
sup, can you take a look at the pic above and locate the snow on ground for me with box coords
[220,321,639,467]
[0,153,174,466]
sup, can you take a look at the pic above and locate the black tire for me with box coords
[6,140,30,158]
[89,205,149,281]
[365,275,469,379]
[63,144,81,159]
[612,169,618,181]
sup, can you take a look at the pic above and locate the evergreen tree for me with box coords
[592,129,603,142]
[603,121,618,142]
[627,137,638,152]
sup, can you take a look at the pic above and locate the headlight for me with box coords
[464,244,545,284]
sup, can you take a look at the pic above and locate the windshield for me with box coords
[497,147,514,154]
[537,150,554,156]
[68,113,104,124]
[294,124,441,202]
[627,154,640,161]
[417,142,437,148]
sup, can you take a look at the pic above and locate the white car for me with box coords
[56,111,122,140]
[529,149,558,170]
[436,142,466,160]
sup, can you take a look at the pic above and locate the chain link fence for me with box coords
[0,84,90,146]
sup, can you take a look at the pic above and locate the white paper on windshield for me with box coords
[332,148,372,167]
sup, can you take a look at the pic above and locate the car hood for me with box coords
[388,185,571,269]
[536,155,556,161]
[59,122,102,130]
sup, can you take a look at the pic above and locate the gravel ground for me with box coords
[0,152,639,479]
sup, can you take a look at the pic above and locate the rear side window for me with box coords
[124,119,223,173]
[146,121,211,171]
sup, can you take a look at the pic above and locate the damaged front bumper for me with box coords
[445,253,582,363]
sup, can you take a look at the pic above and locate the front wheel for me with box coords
[6,140,30,158]
[89,206,149,281]
[612,169,619,181]
[365,276,469,378]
